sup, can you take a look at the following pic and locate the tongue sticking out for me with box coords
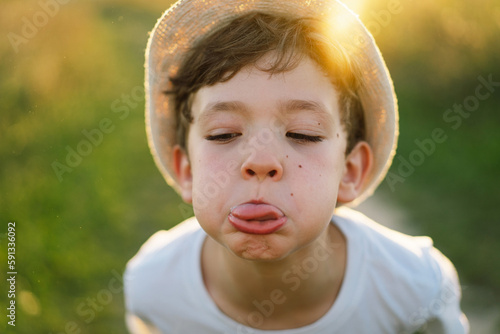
[228,203,286,235]
[230,203,284,220]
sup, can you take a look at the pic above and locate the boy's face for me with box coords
[174,55,369,261]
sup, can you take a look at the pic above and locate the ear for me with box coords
[172,145,193,204]
[337,141,374,204]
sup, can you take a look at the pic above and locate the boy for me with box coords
[124,0,469,332]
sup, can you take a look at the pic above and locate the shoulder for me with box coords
[124,217,204,313]
[126,217,201,267]
[125,217,202,274]
[335,207,448,283]
[334,208,468,333]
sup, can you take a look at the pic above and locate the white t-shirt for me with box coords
[124,208,469,334]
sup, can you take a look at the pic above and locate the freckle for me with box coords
[290,193,294,196]
[298,165,302,168]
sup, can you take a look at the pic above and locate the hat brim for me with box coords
[145,0,398,207]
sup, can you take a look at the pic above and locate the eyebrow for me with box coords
[196,99,335,125]
[279,99,335,124]
[196,101,249,124]
[279,99,329,113]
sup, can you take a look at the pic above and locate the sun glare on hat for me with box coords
[342,0,367,15]
[321,2,362,48]
[317,2,365,64]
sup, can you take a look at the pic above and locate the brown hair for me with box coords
[166,12,365,153]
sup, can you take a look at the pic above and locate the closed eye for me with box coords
[205,133,242,142]
[286,132,323,143]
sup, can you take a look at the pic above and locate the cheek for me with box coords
[297,168,338,206]
[192,148,236,184]
[189,150,237,242]
[291,147,344,205]
[189,147,237,212]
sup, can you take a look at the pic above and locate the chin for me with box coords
[225,234,293,262]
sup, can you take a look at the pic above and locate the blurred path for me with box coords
[356,192,500,334]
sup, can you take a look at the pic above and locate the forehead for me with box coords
[191,56,341,124]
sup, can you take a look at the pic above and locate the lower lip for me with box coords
[228,214,287,235]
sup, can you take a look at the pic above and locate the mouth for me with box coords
[228,201,287,235]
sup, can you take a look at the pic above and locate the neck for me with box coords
[201,223,346,330]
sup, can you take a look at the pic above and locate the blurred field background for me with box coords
[0,0,499,332]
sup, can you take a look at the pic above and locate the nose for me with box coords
[241,151,283,182]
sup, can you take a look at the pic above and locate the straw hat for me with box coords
[145,0,398,206]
